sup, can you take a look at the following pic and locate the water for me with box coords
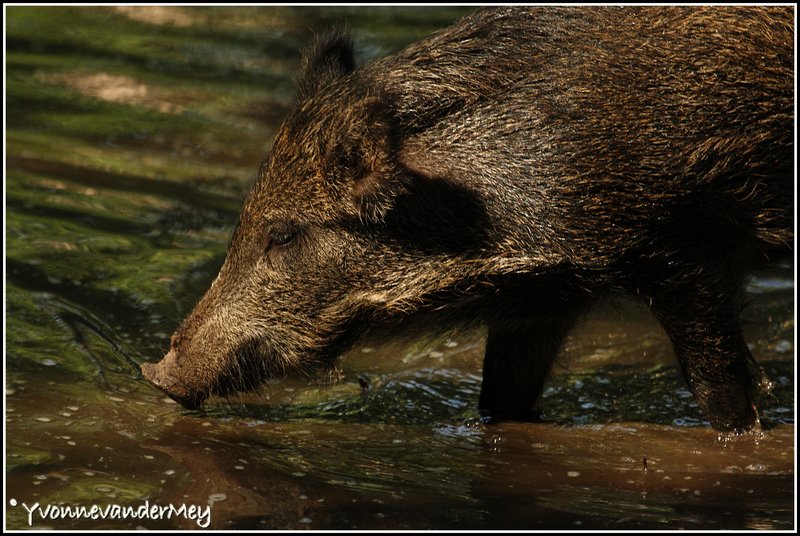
[5,6,795,530]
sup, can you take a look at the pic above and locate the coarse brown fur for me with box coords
[141,7,794,433]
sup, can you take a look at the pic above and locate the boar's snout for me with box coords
[141,352,207,410]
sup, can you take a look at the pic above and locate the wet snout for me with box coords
[140,350,208,410]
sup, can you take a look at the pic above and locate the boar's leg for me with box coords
[478,302,585,421]
[648,287,761,433]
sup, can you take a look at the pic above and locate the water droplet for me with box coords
[208,493,227,504]
[67,406,80,412]
[41,359,58,367]
[163,470,175,476]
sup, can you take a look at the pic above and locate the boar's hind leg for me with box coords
[478,304,585,421]
[649,287,761,433]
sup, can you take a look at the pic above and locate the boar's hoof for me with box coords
[140,361,205,410]
[477,408,543,424]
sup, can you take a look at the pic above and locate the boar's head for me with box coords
[141,31,492,409]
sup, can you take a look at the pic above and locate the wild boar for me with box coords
[141,7,793,433]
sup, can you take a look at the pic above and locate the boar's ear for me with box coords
[324,95,408,223]
[296,29,355,101]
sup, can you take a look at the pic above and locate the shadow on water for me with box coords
[4,5,795,531]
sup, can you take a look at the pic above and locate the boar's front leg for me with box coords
[478,300,586,421]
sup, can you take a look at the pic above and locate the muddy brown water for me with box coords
[5,6,795,530]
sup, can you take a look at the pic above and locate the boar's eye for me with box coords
[265,223,296,253]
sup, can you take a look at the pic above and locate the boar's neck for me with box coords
[362,8,588,134]
[363,6,792,276]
